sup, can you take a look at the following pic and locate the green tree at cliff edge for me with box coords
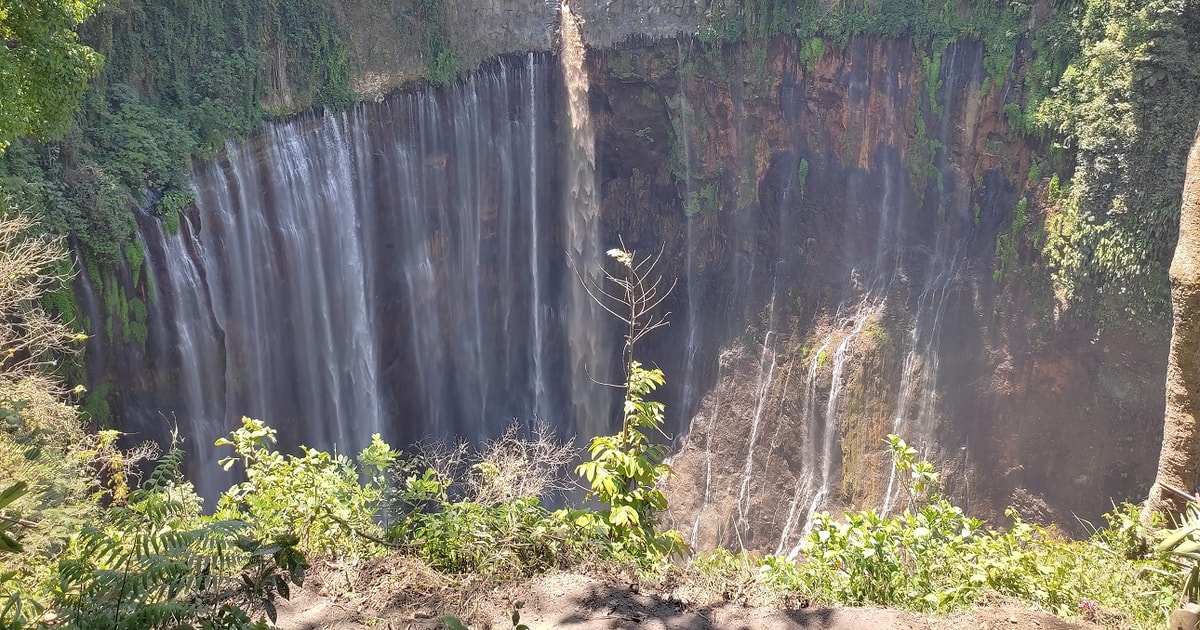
[0,0,103,153]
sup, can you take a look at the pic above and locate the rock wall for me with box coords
[582,35,1167,550]
[330,0,709,98]
[86,0,1175,543]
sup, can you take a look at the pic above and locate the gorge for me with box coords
[43,0,1199,554]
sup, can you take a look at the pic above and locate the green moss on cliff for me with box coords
[1035,0,1200,325]
[693,0,1199,327]
[0,0,368,378]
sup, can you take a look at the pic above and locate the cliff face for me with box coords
[331,0,708,99]
[581,35,1167,549]
[75,1,1185,545]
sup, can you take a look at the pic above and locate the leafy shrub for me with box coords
[400,497,584,577]
[574,361,686,562]
[215,417,394,559]
[156,187,194,235]
[384,424,599,578]
[42,447,304,629]
[1034,0,1200,324]
[760,437,1177,628]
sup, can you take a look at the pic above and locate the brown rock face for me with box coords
[585,36,1167,550]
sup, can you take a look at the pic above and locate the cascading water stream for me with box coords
[73,246,106,378]
[134,56,592,501]
[881,250,961,513]
[880,42,976,514]
[176,123,378,460]
[679,39,700,421]
[657,39,991,554]
[688,369,723,543]
[775,334,831,556]
[735,283,779,532]
[137,211,226,493]
[560,0,611,437]
[809,304,876,513]
[527,51,548,424]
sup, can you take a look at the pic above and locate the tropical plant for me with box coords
[759,437,1177,627]
[401,496,579,577]
[1157,486,1200,603]
[0,0,103,152]
[385,424,595,578]
[570,247,686,562]
[215,417,395,559]
[574,361,684,559]
[0,481,28,555]
[884,434,941,511]
[48,445,305,629]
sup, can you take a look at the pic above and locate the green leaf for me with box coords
[290,559,306,587]
[610,505,639,527]
[0,531,22,554]
[442,615,469,630]
[0,482,28,510]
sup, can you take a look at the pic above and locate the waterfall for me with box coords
[136,212,226,493]
[560,0,612,437]
[678,39,700,421]
[775,334,830,556]
[528,51,549,425]
[73,246,106,380]
[881,42,977,514]
[688,365,723,543]
[131,55,614,500]
[735,291,778,532]
[113,37,986,537]
[665,37,994,552]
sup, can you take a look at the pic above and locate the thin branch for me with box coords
[321,510,405,549]
[584,363,625,389]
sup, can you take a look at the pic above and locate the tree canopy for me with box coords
[0,0,102,153]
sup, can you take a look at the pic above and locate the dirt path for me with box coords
[275,569,1102,630]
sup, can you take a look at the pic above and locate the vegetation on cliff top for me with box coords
[1036,0,1200,325]
[0,0,104,152]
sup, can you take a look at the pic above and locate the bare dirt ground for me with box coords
[274,559,1102,630]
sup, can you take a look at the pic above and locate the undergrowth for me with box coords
[6,406,1190,629]
[1,242,1190,628]
[676,438,1178,630]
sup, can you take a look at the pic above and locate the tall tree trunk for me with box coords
[1144,121,1200,524]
